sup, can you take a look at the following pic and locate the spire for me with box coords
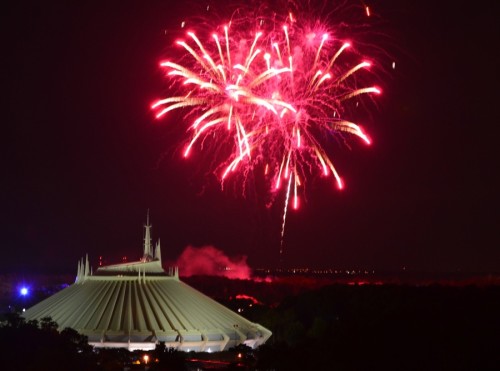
[75,259,81,283]
[155,239,162,263]
[85,254,90,277]
[143,210,152,260]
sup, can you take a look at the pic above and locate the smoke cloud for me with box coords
[175,245,252,280]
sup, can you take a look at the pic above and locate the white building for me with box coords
[23,214,271,351]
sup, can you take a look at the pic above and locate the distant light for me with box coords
[20,287,29,296]
[22,308,26,312]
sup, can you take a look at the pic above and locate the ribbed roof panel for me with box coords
[23,275,271,351]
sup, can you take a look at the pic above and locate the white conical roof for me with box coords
[23,272,270,351]
[23,215,271,351]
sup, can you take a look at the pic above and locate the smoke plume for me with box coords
[175,245,252,280]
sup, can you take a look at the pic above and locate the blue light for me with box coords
[20,287,29,296]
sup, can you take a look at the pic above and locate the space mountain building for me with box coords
[23,215,271,351]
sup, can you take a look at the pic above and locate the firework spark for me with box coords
[153,4,381,242]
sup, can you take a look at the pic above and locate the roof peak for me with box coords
[76,211,170,279]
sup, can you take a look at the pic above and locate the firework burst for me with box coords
[152,2,381,241]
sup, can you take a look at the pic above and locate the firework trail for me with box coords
[152,2,381,252]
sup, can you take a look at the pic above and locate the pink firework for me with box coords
[152,6,381,214]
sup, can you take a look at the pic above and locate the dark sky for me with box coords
[1,0,499,275]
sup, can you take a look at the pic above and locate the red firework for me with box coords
[152,5,381,214]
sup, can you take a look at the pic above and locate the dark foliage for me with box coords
[254,284,500,370]
[0,313,96,371]
[149,342,187,371]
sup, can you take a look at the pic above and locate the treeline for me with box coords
[0,313,96,370]
[250,284,500,370]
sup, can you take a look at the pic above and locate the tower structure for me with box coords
[142,209,153,261]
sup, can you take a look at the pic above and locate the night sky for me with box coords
[2,0,499,275]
